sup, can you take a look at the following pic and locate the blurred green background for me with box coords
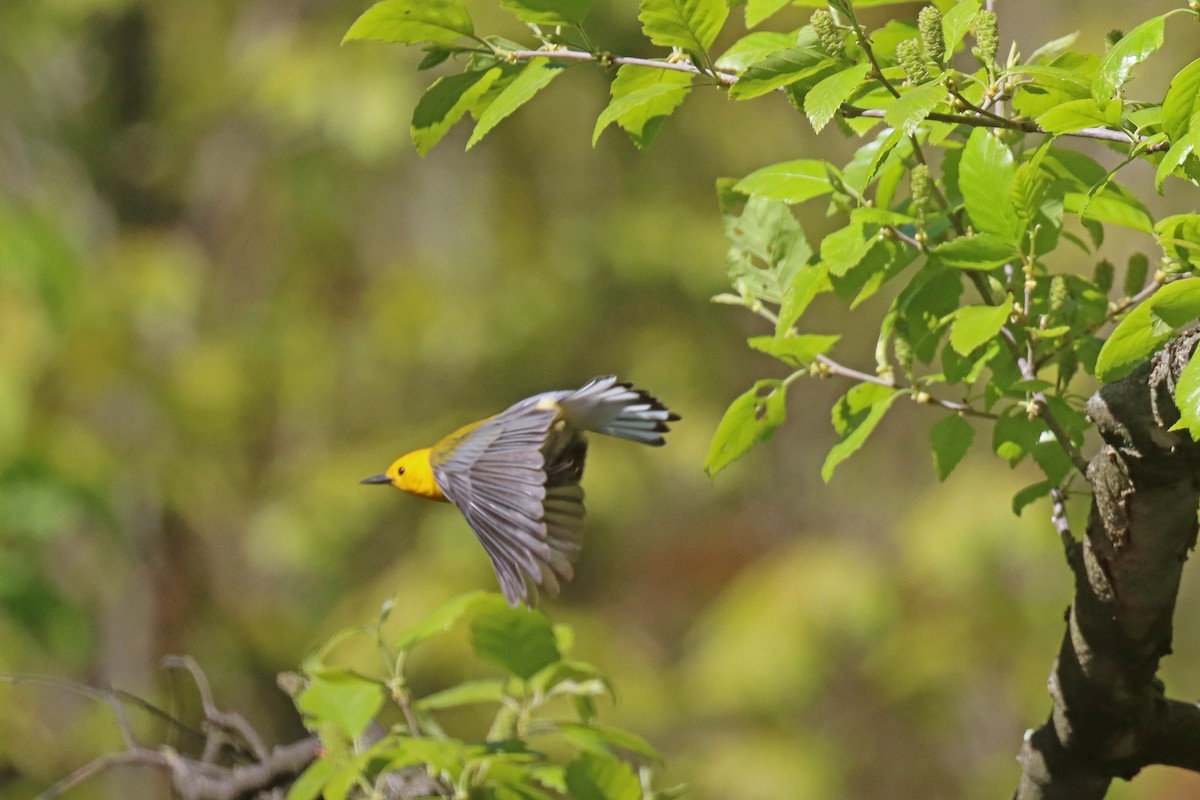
[2,0,1199,798]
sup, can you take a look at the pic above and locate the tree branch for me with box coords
[1014,331,1200,799]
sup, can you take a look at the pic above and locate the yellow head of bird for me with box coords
[361,448,445,501]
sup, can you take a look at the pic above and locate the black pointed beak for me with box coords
[360,474,392,485]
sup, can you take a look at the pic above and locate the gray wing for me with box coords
[431,401,585,607]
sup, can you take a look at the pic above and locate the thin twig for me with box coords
[164,655,269,760]
[503,48,737,86]
[35,750,169,800]
[815,354,998,419]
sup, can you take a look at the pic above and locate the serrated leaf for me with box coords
[805,62,872,133]
[733,160,833,204]
[930,414,974,481]
[1156,214,1200,268]
[992,408,1041,466]
[559,723,664,764]
[822,384,901,481]
[469,603,561,679]
[1171,351,1200,439]
[883,81,946,136]
[1092,14,1166,101]
[820,222,873,276]
[724,196,812,306]
[1163,58,1200,143]
[1010,65,1093,119]
[932,234,1020,269]
[950,298,1011,355]
[745,0,792,28]
[593,80,691,146]
[748,333,841,366]
[941,0,981,56]
[499,0,593,27]
[412,69,502,155]
[728,46,828,100]
[715,31,795,73]
[1064,186,1153,234]
[415,679,506,710]
[593,66,692,149]
[705,380,787,476]
[297,672,385,740]
[344,0,474,45]
[468,59,565,149]
[777,262,830,334]
[1037,97,1122,134]
[960,128,1020,244]
[1155,126,1197,192]
[564,753,640,800]
[1010,161,1049,224]
[1094,278,1200,382]
[638,0,728,53]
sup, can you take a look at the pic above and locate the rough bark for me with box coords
[1014,331,1200,799]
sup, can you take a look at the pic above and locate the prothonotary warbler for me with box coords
[362,376,678,607]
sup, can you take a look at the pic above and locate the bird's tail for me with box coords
[560,375,679,446]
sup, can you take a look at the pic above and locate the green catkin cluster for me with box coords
[1093,259,1115,292]
[918,6,945,63]
[897,39,930,85]
[910,163,933,214]
[1124,253,1150,296]
[972,10,999,65]
[811,10,843,57]
[1049,275,1069,313]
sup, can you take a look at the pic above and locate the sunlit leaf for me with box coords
[559,723,664,764]
[1012,480,1053,515]
[564,753,640,800]
[412,69,502,155]
[1092,14,1166,101]
[1036,97,1122,134]
[883,81,946,136]
[805,62,872,133]
[1095,278,1200,382]
[593,66,692,149]
[500,0,594,27]
[748,333,841,366]
[297,671,385,740]
[822,384,901,482]
[960,128,1020,244]
[344,0,474,45]
[1170,351,1200,440]
[638,0,728,53]
[992,408,1041,466]
[941,0,981,56]
[468,59,566,149]
[728,45,828,100]
[287,758,337,800]
[1163,58,1200,143]
[733,160,833,204]
[950,298,1012,355]
[931,234,1019,269]
[1065,185,1153,234]
[393,590,492,651]
[745,0,792,28]
[705,380,787,476]
[415,679,506,710]
[716,31,795,73]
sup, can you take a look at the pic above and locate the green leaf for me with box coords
[564,753,641,800]
[716,32,795,73]
[1012,480,1053,515]
[638,0,728,53]
[344,0,474,45]
[287,758,337,800]
[820,222,874,276]
[1010,160,1049,224]
[1155,126,1197,192]
[468,59,565,149]
[724,196,812,306]
[728,46,828,100]
[1163,58,1200,143]
[748,333,841,366]
[929,414,974,481]
[941,0,981,56]
[883,81,946,136]
[1010,65,1093,119]
[960,128,1020,244]
[1065,186,1153,234]
[733,160,833,204]
[931,234,1019,269]
[297,672,385,740]
[412,69,502,155]
[705,380,787,476]
[559,723,664,764]
[499,0,593,27]
[992,408,1041,466]
[1092,14,1166,101]
[777,263,830,334]
[950,298,1012,355]
[745,0,792,27]
[393,591,492,650]
[381,738,468,774]
[1157,214,1200,268]
[415,679,506,710]
[1037,97,1122,134]
[822,384,901,481]
[805,62,872,133]
[1171,351,1200,439]
[1094,278,1200,382]
[469,603,561,679]
[593,66,692,149]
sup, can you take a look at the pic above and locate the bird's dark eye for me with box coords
[397,466,405,475]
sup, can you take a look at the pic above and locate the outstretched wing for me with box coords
[430,402,585,607]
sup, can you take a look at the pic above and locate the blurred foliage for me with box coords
[2,0,1200,799]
